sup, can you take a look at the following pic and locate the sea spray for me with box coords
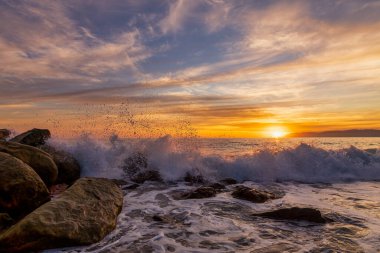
[47,135,380,183]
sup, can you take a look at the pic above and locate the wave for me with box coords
[47,135,380,183]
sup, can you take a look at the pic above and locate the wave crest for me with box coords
[48,135,380,183]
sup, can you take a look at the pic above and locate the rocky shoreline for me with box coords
[0,129,123,252]
[1,128,343,252]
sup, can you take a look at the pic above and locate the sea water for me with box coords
[45,137,380,252]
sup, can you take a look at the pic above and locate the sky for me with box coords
[0,0,380,138]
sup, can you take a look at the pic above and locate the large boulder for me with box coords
[0,141,58,186]
[41,145,80,185]
[0,152,50,218]
[0,177,123,252]
[10,128,51,147]
[0,129,11,140]
[232,186,279,203]
[252,207,330,223]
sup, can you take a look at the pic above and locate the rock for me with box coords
[122,183,140,190]
[122,152,148,177]
[50,184,68,198]
[0,213,14,232]
[131,170,162,184]
[0,129,11,140]
[110,179,129,186]
[0,152,50,218]
[220,178,237,185]
[0,177,123,252]
[232,186,278,203]
[184,172,204,184]
[10,128,51,147]
[252,207,330,223]
[181,186,216,199]
[0,141,58,186]
[40,145,80,185]
[207,182,226,192]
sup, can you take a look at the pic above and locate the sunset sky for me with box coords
[1,0,380,138]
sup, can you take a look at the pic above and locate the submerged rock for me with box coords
[0,129,11,140]
[0,177,123,252]
[0,141,58,186]
[0,152,50,218]
[232,186,278,203]
[181,186,217,199]
[40,145,80,185]
[10,128,51,147]
[131,170,162,184]
[252,207,331,223]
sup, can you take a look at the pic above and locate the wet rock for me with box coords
[207,182,226,192]
[232,186,278,203]
[122,152,148,177]
[0,129,11,140]
[252,207,331,223]
[122,183,140,190]
[131,170,162,184]
[0,213,14,232]
[181,186,217,199]
[41,145,80,185]
[220,178,237,185]
[111,179,129,186]
[0,152,50,218]
[184,172,204,184]
[10,128,51,147]
[0,177,123,252]
[0,141,58,186]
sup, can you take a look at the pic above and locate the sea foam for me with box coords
[48,135,380,183]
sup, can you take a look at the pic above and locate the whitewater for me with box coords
[45,136,380,252]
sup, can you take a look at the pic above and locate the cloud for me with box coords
[0,1,150,80]
[159,0,200,34]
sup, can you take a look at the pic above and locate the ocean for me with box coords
[45,136,380,252]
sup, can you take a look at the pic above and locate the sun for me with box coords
[265,126,288,138]
[271,130,286,138]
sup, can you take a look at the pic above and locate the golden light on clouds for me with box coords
[1,1,380,138]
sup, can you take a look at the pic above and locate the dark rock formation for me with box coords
[0,152,50,218]
[0,129,11,140]
[10,128,51,147]
[131,170,162,184]
[181,186,217,199]
[0,177,123,252]
[122,152,148,177]
[0,141,58,186]
[232,186,278,203]
[220,178,237,185]
[184,172,204,184]
[40,145,80,185]
[252,207,331,223]
[207,182,226,192]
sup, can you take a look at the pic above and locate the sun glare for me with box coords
[271,130,285,138]
[266,126,288,138]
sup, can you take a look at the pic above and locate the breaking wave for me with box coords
[47,135,380,183]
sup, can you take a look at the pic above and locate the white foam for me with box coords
[49,135,380,183]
